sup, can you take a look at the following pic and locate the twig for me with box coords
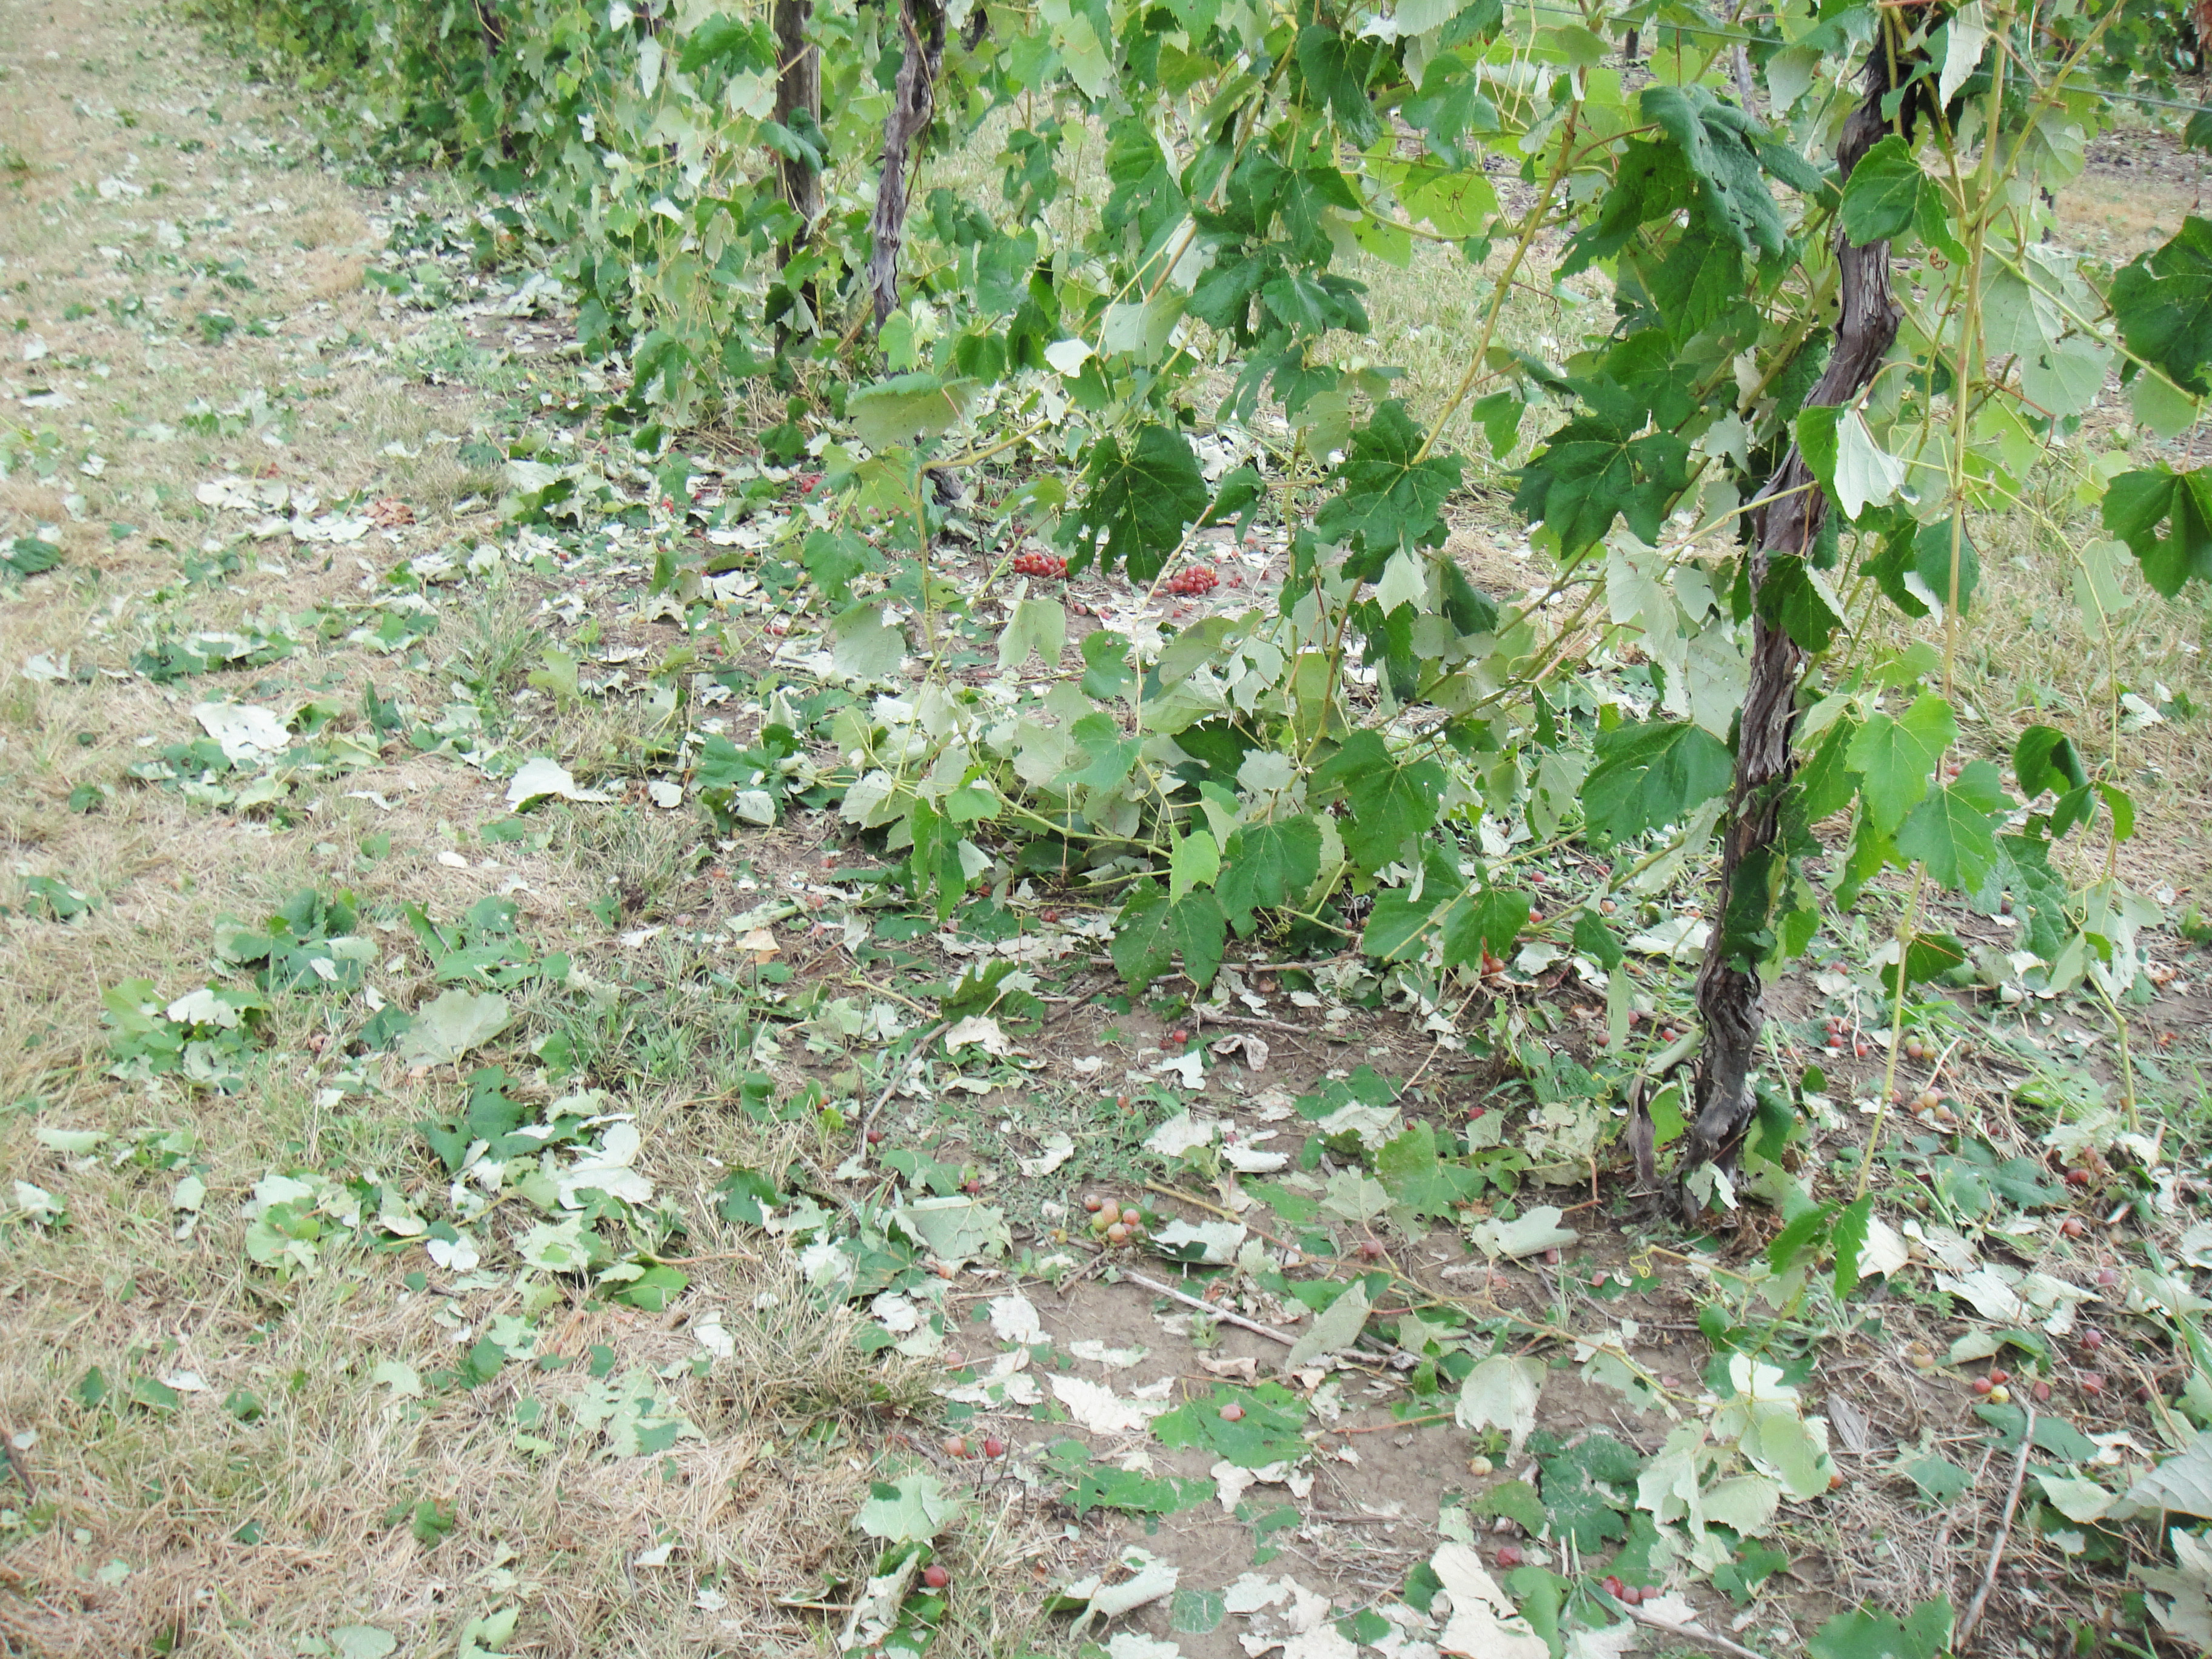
[1596,1595,1771,1659]
[1302,1509,1412,1524]
[1125,1270,1295,1346]
[1192,1006,1319,1036]
[1956,1404,2035,1649]
[1333,1412,1453,1435]
[1930,1440,1997,1589]
[644,1247,762,1267]
[1,1427,32,1504]
[857,1020,949,1155]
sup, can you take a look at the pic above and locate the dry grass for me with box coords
[1,6,1068,1655]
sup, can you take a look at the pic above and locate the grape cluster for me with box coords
[1011,550,1068,579]
[1164,565,1218,596]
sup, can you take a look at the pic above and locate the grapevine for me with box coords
[196,0,2212,1210]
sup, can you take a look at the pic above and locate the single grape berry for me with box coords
[983,1436,1007,1458]
[1083,1194,1105,1213]
[922,1563,950,1589]
[942,1435,967,1457]
[1105,1222,1130,1246]
[1219,1402,1245,1421]
[1495,1543,1524,1569]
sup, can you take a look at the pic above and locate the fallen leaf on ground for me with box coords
[1068,1339,1148,1368]
[1469,1206,1578,1259]
[1062,1547,1179,1635]
[1453,1354,1546,1458]
[1284,1281,1370,1369]
[506,756,612,807]
[2141,1526,2212,1647]
[943,1014,1014,1055]
[1145,1112,1217,1156]
[1050,1373,1171,1434]
[856,1472,963,1542]
[192,701,292,762]
[1150,1217,1247,1264]
[1017,1133,1075,1175]
[989,1293,1043,1344]
[1210,1031,1270,1070]
[396,990,512,1066]
[1429,1541,1548,1659]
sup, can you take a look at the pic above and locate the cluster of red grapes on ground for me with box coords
[1003,552,1222,598]
[1083,1191,1146,1246]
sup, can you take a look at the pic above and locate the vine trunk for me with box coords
[1682,36,1908,1201]
[866,0,947,327]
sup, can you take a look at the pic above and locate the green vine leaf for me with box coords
[1513,381,1692,561]
[2110,216,2212,397]
[1068,426,1212,580]
[1315,731,1446,872]
[1640,84,1794,257]
[1312,401,1465,577]
[845,373,976,451]
[1581,719,1735,846]
[1895,761,2009,891]
[1438,885,1532,970]
[1845,694,1959,836]
[1294,26,1384,148]
[2101,464,2212,597]
[1837,134,1923,246]
[1216,816,1324,926]
[1111,882,1226,993]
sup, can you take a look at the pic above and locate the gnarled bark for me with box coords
[865,0,947,327]
[1681,38,1908,1204]
[773,0,821,250]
